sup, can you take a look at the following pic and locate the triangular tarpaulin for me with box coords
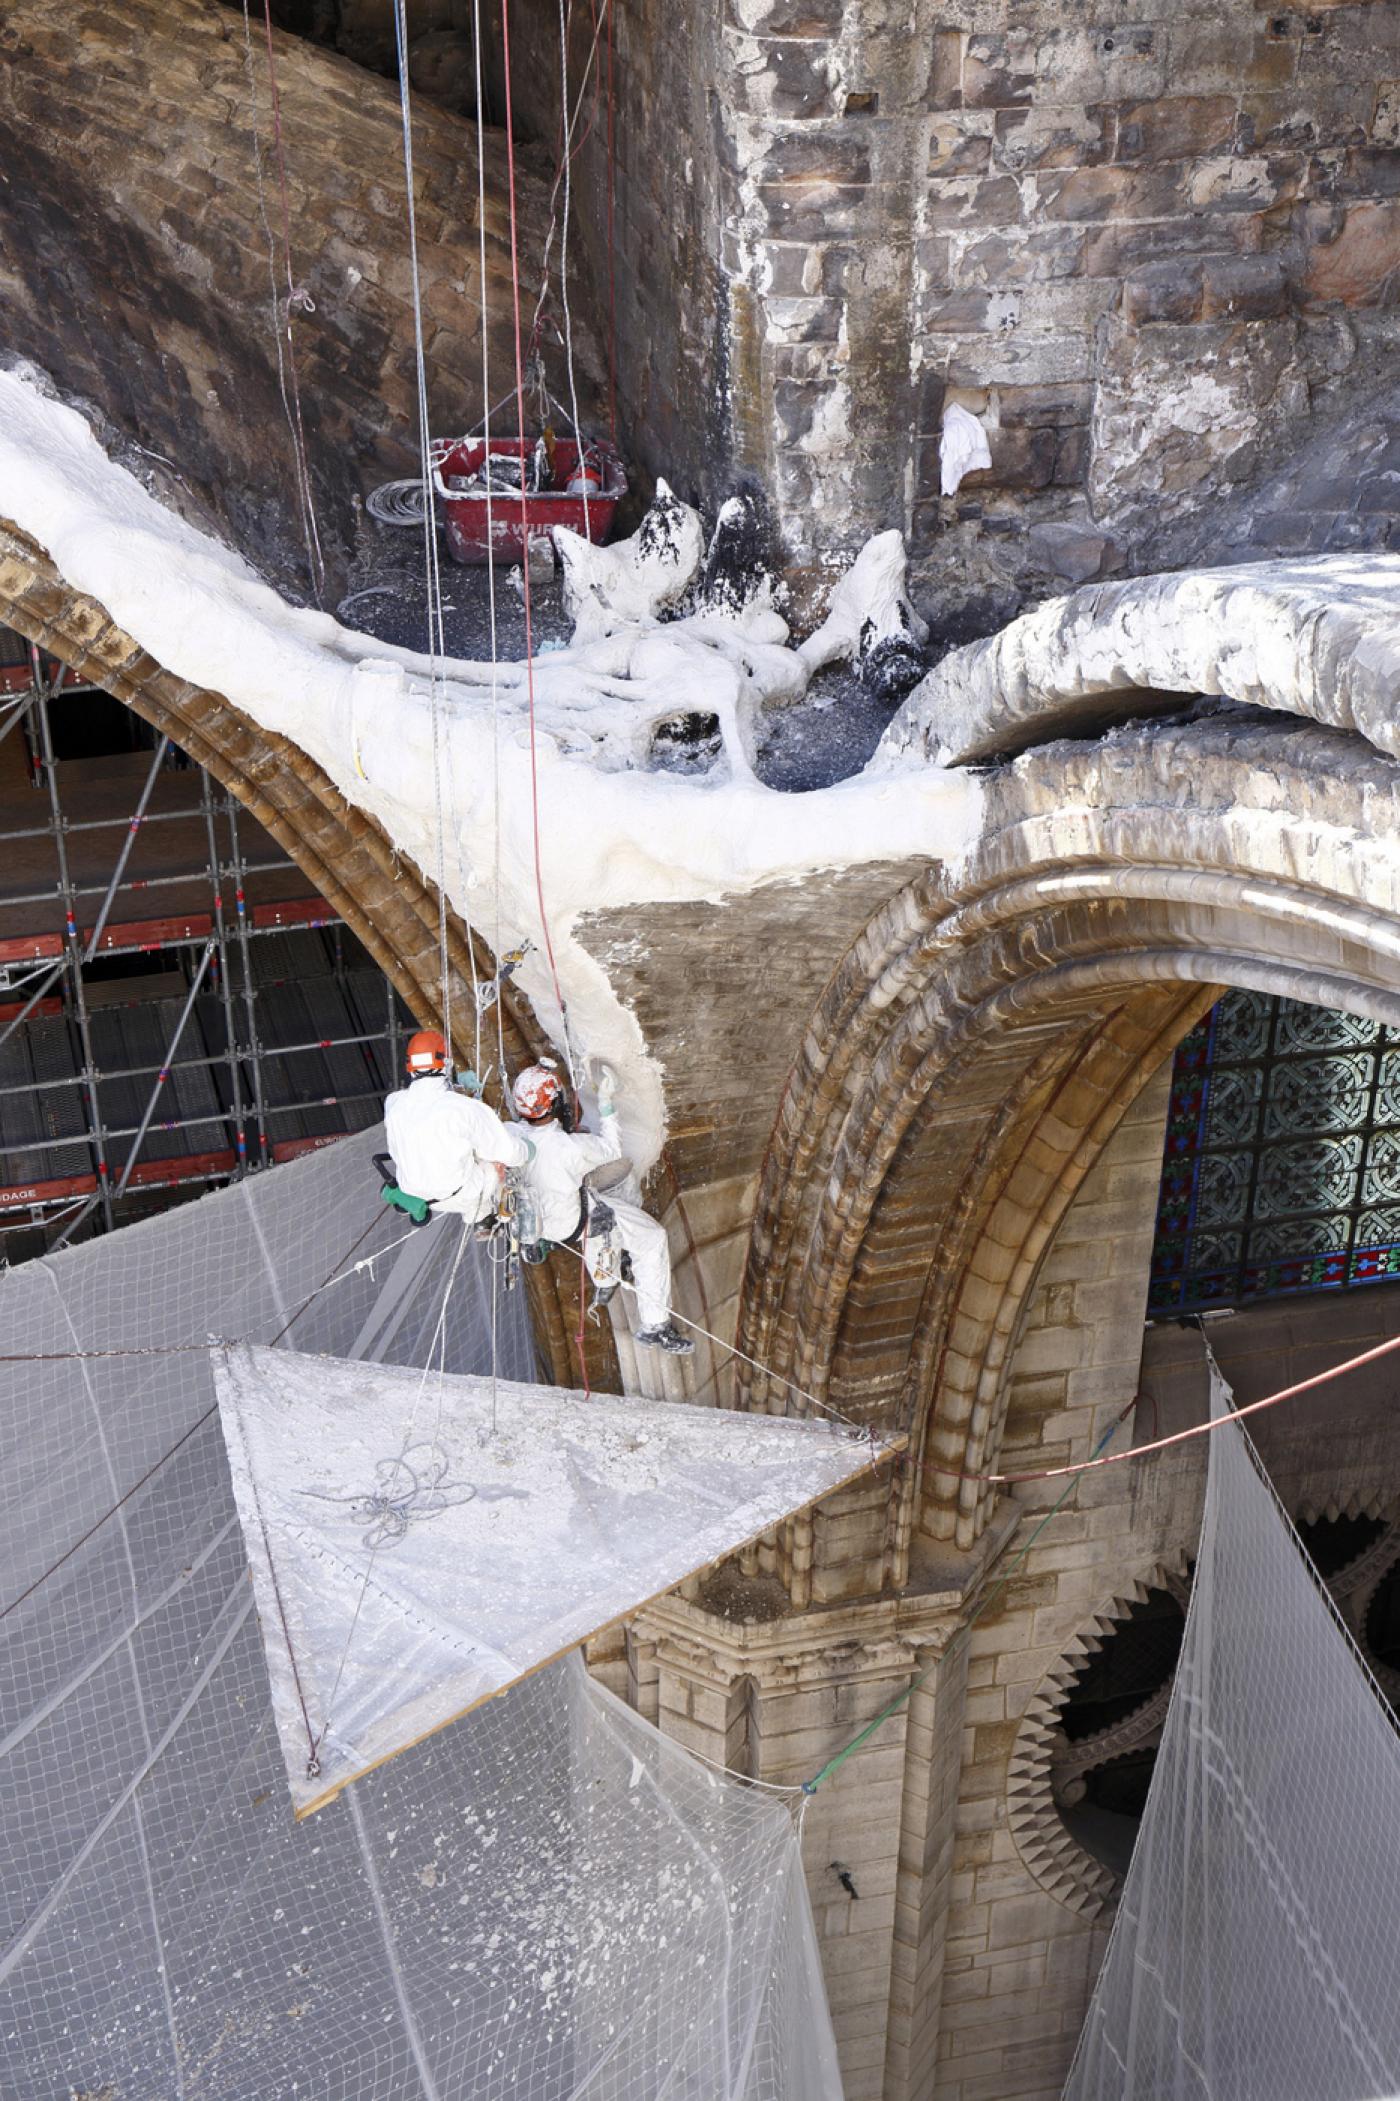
[214,1343,893,1815]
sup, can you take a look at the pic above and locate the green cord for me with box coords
[800,1413,1124,1796]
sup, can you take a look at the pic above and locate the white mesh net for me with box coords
[1,1130,841,2099]
[215,1341,886,1817]
[1064,1354,1400,2101]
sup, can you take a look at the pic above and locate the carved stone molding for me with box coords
[1006,1554,1192,1919]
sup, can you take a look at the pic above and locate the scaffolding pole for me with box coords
[226,795,271,1172]
[0,633,408,1252]
[202,761,248,1179]
[34,689,113,1231]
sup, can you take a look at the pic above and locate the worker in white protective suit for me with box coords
[384,1029,531,1222]
[511,1061,694,1356]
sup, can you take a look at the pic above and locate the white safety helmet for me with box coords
[513,1063,565,1123]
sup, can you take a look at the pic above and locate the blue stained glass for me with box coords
[1148,990,1400,1313]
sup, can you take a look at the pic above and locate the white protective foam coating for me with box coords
[0,365,979,1175]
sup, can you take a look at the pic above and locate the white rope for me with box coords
[616,1280,872,1438]
[391,0,457,1064]
[556,0,591,538]
[471,0,510,1422]
[365,478,429,526]
[314,1214,472,1750]
[671,1732,806,1802]
[528,0,610,357]
[239,1,327,603]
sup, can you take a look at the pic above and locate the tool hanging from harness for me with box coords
[495,1168,545,1293]
[373,1153,433,1227]
[373,1150,542,1292]
[578,1159,632,1320]
[497,1158,630,1314]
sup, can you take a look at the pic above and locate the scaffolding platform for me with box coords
[0,630,411,1256]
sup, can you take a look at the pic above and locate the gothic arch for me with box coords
[0,514,611,1388]
[736,713,1400,1578]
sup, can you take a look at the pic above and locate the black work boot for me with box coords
[635,1321,694,1356]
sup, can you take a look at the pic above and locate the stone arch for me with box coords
[0,514,614,1389]
[736,715,1400,1581]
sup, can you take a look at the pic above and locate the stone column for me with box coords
[635,1539,1003,2101]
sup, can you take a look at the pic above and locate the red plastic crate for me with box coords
[432,436,625,566]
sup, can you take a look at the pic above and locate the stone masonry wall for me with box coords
[0,0,590,590]
[928,1066,1174,2099]
[603,991,1400,2101]
[715,0,1400,629]
[932,1050,1400,2098]
[478,0,734,524]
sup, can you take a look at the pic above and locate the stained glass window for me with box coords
[1148,989,1400,1313]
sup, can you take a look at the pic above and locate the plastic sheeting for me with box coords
[1,1129,843,2100]
[216,1341,889,1816]
[1063,1354,1400,2101]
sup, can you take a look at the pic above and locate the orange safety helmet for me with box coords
[405,1028,448,1076]
[512,1063,565,1122]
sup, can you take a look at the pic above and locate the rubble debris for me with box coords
[797,529,929,703]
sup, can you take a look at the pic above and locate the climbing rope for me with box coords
[391,0,457,1071]
[241,0,327,606]
[365,479,430,527]
[468,0,511,1420]
[619,1287,874,1439]
[912,1321,1400,1488]
[796,1403,1135,1799]
[499,0,582,1099]
[307,1447,480,1551]
[309,1214,472,1767]
[604,0,618,443]
[554,0,594,538]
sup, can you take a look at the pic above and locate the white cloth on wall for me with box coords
[940,400,993,495]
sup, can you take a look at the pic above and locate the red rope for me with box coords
[604,0,618,443]
[915,1327,1400,1489]
[492,0,606,1399]
[498,0,573,1067]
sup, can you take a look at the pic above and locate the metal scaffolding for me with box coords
[0,633,409,1258]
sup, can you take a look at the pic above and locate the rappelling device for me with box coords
[476,942,530,1018]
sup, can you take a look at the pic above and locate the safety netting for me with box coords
[216,1341,885,1816]
[1063,1354,1400,2101]
[1,1129,842,2099]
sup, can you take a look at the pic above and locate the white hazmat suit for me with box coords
[523,1104,677,1334]
[384,1073,530,1222]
